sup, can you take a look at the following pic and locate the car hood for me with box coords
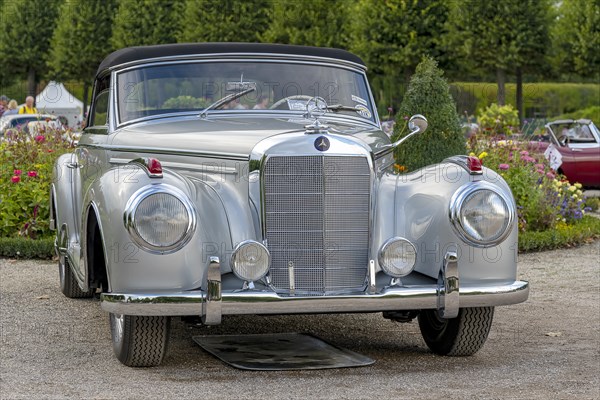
[109,116,389,157]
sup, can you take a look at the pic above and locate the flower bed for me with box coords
[1,127,75,241]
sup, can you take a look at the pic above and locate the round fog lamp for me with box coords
[231,240,270,282]
[378,237,417,278]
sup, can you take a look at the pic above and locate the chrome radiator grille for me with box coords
[263,155,371,295]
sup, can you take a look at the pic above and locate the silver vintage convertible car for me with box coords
[51,43,529,366]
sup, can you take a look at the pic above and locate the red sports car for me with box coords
[530,119,600,188]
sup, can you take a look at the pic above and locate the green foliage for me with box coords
[0,127,74,239]
[451,82,600,118]
[351,0,451,111]
[552,0,600,79]
[0,0,60,91]
[262,0,351,48]
[0,237,55,259]
[518,215,600,252]
[477,104,519,135]
[111,0,183,48]
[178,0,271,42]
[48,0,117,84]
[585,197,600,212]
[554,106,600,123]
[162,96,209,109]
[446,0,552,104]
[394,57,465,171]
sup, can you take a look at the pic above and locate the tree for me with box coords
[0,0,60,97]
[393,57,465,172]
[111,0,184,49]
[178,0,271,43]
[447,0,551,112]
[48,0,117,115]
[350,0,452,113]
[552,0,600,80]
[261,0,351,48]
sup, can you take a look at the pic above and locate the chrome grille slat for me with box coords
[264,155,370,295]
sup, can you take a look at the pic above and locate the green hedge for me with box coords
[554,106,600,123]
[0,237,55,259]
[519,215,600,252]
[451,82,600,119]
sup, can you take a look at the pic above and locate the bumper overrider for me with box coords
[100,255,529,324]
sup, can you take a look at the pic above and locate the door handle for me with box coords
[66,162,81,169]
[571,148,583,152]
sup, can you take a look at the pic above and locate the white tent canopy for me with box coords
[35,81,84,128]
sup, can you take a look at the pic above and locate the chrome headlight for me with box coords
[450,182,514,247]
[124,184,196,254]
[231,240,270,282]
[378,237,417,278]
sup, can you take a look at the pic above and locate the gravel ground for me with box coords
[1,241,599,399]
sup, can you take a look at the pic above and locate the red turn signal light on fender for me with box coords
[129,157,163,178]
[466,156,482,173]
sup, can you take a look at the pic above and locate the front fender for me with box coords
[373,163,518,284]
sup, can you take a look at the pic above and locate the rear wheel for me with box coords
[110,313,171,367]
[58,255,93,298]
[418,307,494,356]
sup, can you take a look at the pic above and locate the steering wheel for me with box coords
[269,95,315,110]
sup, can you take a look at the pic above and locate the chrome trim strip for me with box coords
[81,143,249,161]
[449,181,516,248]
[202,257,222,325]
[439,252,459,318]
[123,184,197,254]
[109,157,239,175]
[100,280,529,317]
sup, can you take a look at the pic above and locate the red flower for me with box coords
[13,169,22,176]
[11,176,20,183]
[47,149,54,153]
[35,135,45,143]
[27,171,38,178]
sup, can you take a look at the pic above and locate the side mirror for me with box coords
[408,114,428,133]
[375,114,428,157]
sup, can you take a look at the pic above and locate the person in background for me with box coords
[0,95,7,117]
[3,99,18,115]
[18,96,37,114]
[253,95,269,110]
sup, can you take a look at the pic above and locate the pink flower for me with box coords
[35,135,45,143]
[11,176,20,183]
[546,172,556,179]
[27,171,38,178]
[534,164,544,170]
[499,164,510,171]
[13,169,22,176]
[520,150,529,156]
[522,156,535,163]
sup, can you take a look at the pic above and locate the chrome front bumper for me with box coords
[100,255,530,323]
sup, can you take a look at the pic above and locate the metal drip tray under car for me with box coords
[193,333,375,370]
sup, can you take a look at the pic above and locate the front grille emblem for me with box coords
[314,136,330,151]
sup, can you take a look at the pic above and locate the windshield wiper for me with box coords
[199,86,256,118]
[325,104,360,112]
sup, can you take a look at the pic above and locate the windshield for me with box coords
[116,61,375,124]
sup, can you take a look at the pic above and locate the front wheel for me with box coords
[110,313,171,367]
[418,307,494,356]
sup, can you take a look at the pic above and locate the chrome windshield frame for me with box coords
[111,57,380,131]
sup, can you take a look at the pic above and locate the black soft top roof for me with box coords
[97,43,365,75]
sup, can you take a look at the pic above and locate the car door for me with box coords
[567,125,600,186]
[69,75,111,280]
